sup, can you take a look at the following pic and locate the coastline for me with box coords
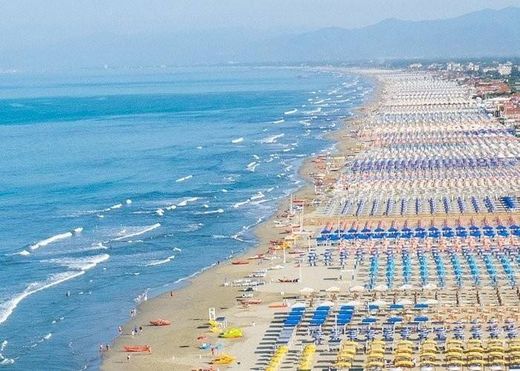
[101,69,379,371]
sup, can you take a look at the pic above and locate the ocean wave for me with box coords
[260,133,284,144]
[112,223,161,241]
[0,340,14,366]
[177,197,199,207]
[250,192,265,201]
[246,161,259,172]
[0,271,86,325]
[232,200,250,209]
[307,107,322,115]
[176,175,193,183]
[211,234,228,239]
[196,208,224,215]
[284,108,298,115]
[273,119,285,124]
[231,137,244,144]
[28,227,82,251]
[146,255,175,267]
[45,254,110,271]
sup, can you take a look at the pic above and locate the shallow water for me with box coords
[0,66,371,369]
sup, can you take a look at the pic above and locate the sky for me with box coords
[0,0,519,68]
[1,0,519,39]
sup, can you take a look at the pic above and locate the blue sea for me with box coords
[0,66,371,370]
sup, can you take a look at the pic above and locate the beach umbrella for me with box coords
[344,300,362,307]
[318,301,335,308]
[291,302,307,309]
[373,284,388,292]
[362,316,377,324]
[350,285,364,292]
[300,287,315,294]
[422,283,437,290]
[397,299,413,305]
[326,286,341,293]
[399,284,415,291]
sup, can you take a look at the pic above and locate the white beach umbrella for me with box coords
[373,284,389,292]
[422,283,438,290]
[326,286,341,293]
[398,284,416,291]
[350,285,365,292]
[291,302,306,309]
[397,299,413,305]
[318,301,335,308]
[300,287,315,294]
[344,300,362,307]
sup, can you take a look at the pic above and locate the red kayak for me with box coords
[231,260,249,265]
[124,345,151,352]
[150,319,171,326]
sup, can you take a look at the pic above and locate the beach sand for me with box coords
[101,69,377,371]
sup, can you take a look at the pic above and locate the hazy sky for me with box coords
[1,0,519,68]
[1,0,520,41]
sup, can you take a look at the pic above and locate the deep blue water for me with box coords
[0,66,371,369]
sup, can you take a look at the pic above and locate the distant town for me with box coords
[403,59,520,136]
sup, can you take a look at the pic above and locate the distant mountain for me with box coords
[256,7,520,62]
[4,7,520,69]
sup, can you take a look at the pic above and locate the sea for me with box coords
[0,66,371,370]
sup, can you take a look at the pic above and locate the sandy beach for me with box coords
[102,68,520,371]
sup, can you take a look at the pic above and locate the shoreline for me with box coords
[101,69,378,370]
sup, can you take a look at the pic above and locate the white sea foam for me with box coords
[29,228,82,251]
[260,133,284,144]
[196,208,224,215]
[176,175,193,183]
[42,333,52,340]
[0,340,14,365]
[246,161,259,172]
[156,208,164,216]
[177,197,199,207]
[250,192,265,201]
[233,200,250,209]
[90,242,108,251]
[17,250,31,256]
[231,137,244,144]
[172,247,182,252]
[46,254,110,271]
[273,119,285,124]
[212,234,228,239]
[0,271,86,325]
[252,154,260,160]
[125,199,132,204]
[146,255,175,267]
[113,223,161,241]
[284,108,298,115]
[108,203,123,210]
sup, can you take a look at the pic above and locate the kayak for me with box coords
[150,319,171,326]
[231,260,249,265]
[123,345,151,352]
